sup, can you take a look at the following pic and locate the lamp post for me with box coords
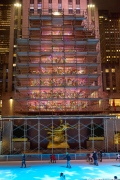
[14,3,21,7]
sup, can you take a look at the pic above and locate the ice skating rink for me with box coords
[0,159,120,180]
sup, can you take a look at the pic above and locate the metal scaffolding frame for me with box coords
[0,115,118,155]
[14,8,108,115]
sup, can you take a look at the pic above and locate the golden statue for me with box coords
[45,120,71,148]
[114,132,120,144]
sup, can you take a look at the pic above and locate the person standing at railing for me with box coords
[93,151,98,166]
[64,152,71,168]
[21,154,26,168]
[116,154,120,161]
[98,150,103,162]
[51,154,56,163]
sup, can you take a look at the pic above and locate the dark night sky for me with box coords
[93,0,120,12]
[1,0,120,12]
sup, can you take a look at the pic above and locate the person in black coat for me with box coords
[60,172,66,180]
[21,154,26,168]
[64,152,71,168]
[98,150,103,162]
[92,151,98,166]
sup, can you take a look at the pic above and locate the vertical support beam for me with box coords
[106,118,115,152]
[22,0,29,38]
[2,121,12,154]
[38,119,40,154]
[65,119,67,153]
[104,118,109,152]
[24,119,27,153]
[8,5,14,92]
[2,63,7,92]
[114,118,118,152]
[78,119,81,151]
[91,119,94,150]
[17,4,22,38]
[10,120,13,154]
[114,117,120,152]
[52,119,53,154]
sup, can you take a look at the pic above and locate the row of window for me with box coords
[30,8,81,14]
[30,0,80,4]
[105,69,115,73]
[48,9,80,14]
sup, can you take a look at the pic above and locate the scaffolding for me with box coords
[14,9,108,115]
[0,115,118,155]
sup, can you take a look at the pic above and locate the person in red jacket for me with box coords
[51,154,56,163]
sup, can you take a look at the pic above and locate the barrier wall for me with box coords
[0,153,118,161]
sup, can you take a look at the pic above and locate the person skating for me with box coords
[21,154,26,168]
[50,154,52,163]
[51,154,56,163]
[89,152,93,162]
[64,152,71,168]
[99,150,103,162]
[60,172,65,179]
[116,154,120,161]
[93,151,98,166]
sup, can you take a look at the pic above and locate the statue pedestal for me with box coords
[47,141,70,149]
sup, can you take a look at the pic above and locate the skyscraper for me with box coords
[0,3,12,114]
[99,10,120,109]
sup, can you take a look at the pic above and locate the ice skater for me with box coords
[50,154,52,163]
[99,150,103,162]
[21,154,26,168]
[51,154,56,163]
[60,172,65,179]
[89,152,93,163]
[64,152,71,168]
[93,151,98,166]
[116,154,120,161]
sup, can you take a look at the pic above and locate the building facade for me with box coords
[3,0,106,116]
[99,10,120,113]
[0,4,12,114]
[0,0,120,154]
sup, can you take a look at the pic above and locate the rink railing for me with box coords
[0,153,118,161]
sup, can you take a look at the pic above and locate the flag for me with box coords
[112,99,116,112]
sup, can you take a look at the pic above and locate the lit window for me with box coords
[106,87,110,90]
[13,64,16,67]
[105,69,109,72]
[111,69,115,73]
[109,99,120,106]
[0,100,2,108]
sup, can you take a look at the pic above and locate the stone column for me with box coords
[2,121,13,154]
